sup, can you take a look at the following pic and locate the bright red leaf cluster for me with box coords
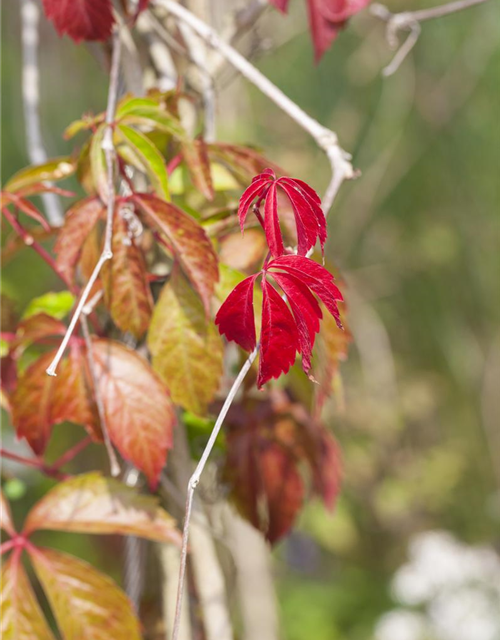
[270,0,371,61]
[217,167,344,387]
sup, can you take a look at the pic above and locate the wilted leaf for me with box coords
[117,124,170,200]
[208,143,282,185]
[102,212,153,339]
[22,292,75,321]
[0,491,16,536]
[134,193,219,315]
[24,472,181,544]
[30,547,141,640]
[41,0,115,42]
[11,349,99,455]
[4,157,75,194]
[91,340,176,487]
[148,268,223,416]
[54,197,104,283]
[0,555,56,640]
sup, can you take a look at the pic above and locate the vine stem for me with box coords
[171,347,258,640]
[154,0,356,216]
[0,448,68,480]
[45,30,122,377]
[371,0,491,76]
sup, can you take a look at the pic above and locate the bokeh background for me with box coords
[2,1,499,639]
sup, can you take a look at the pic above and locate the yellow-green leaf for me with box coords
[90,124,108,203]
[30,547,141,640]
[117,124,169,200]
[148,268,223,416]
[0,555,56,640]
[4,157,75,194]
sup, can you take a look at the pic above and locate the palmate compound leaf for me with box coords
[11,348,100,455]
[23,472,181,545]
[1,554,56,640]
[133,193,219,315]
[41,0,114,43]
[29,547,141,640]
[269,0,371,62]
[148,267,224,416]
[90,340,176,488]
[238,168,326,258]
[102,209,153,339]
[215,254,344,388]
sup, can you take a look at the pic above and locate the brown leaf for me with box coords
[148,268,223,416]
[91,340,176,487]
[0,491,16,537]
[24,472,181,545]
[134,193,219,315]
[54,196,104,284]
[12,313,66,352]
[11,349,100,455]
[208,143,283,185]
[0,554,57,640]
[29,547,141,640]
[219,229,268,272]
[181,138,214,200]
[102,211,153,339]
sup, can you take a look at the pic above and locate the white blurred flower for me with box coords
[375,610,429,640]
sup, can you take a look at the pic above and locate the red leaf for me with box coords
[270,270,322,376]
[91,339,176,488]
[258,278,298,388]
[54,196,104,284]
[41,0,115,42]
[1,192,50,232]
[1,491,16,537]
[238,169,326,257]
[269,254,343,327]
[13,313,66,352]
[11,349,100,455]
[215,274,258,352]
[133,194,219,316]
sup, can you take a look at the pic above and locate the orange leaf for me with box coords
[91,340,176,487]
[24,472,181,545]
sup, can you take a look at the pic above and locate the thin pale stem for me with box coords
[80,316,120,477]
[171,347,258,640]
[45,30,122,377]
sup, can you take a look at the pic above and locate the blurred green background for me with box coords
[2,1,499,639]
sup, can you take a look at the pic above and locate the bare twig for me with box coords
[154,0,356,216]
[20,0,64,226]
[371,0,491,76]
[171,347,258,640]
[80,316,120,476]
[46,31,122,377]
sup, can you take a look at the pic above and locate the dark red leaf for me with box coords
[41,0,115,42]
[258,278,298,388]
[215,274,258,352]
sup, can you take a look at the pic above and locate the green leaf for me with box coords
[29,547,141,640]
[116,96,159,118]
[4,157,76,194]
[118,105,186,139]
[22,292,75,320]
[134,193,219,315]
[102,211,153,339]
[90,124,108,202]
[24,472,181,545]
[1,555,56,640]
[117,124,170,200]
[148,267,223,416]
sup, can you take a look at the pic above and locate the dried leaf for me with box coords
[30,547,141,640]
[148,268,223,416]
[24,472,181,545]
[181,138,214,200]
[91,340,176,487]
